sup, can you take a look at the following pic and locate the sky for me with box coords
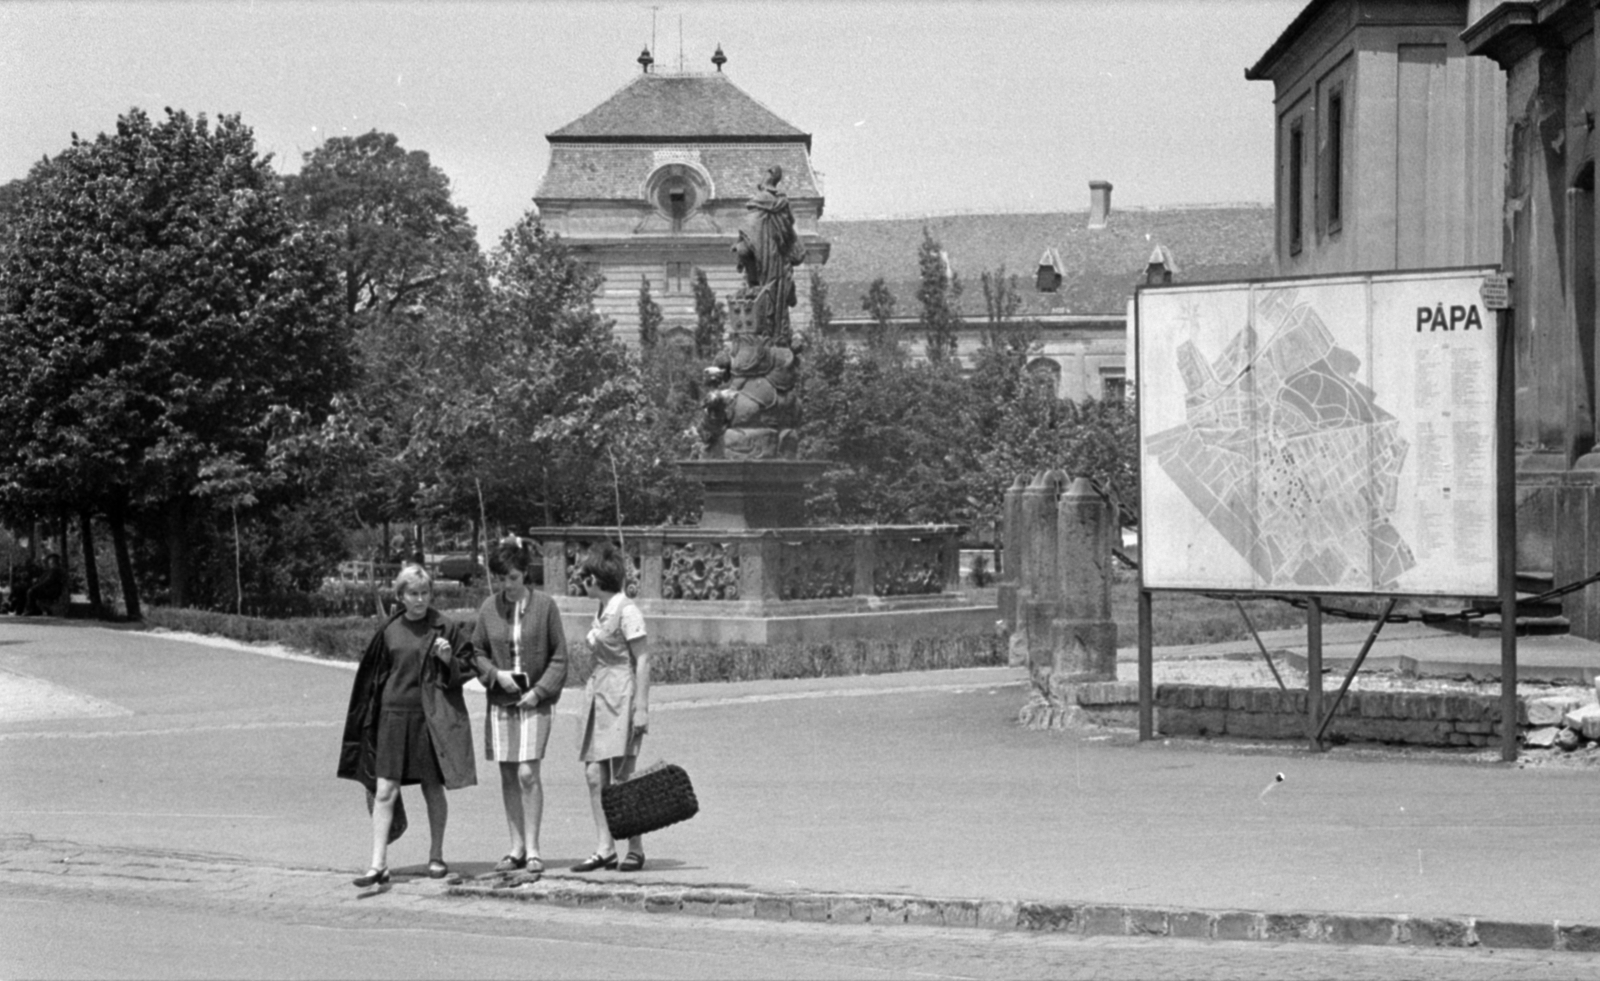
[1,0,1306,249]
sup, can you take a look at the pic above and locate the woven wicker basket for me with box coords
[602,762,699,840]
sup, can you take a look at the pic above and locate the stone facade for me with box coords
[1462,2,1600,640]
[1246,0,1506,275]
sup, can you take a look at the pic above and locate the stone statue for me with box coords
[699,167,809,460]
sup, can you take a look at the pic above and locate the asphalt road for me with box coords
[3,875,1589,980]
[3,616,1600,979]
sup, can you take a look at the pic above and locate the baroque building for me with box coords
[1246,0,1505,274]
[819,183,1275,402]
[533,49,829,348]
[536,52,1274,402]
[1251,0,1598,639]
[1465,0,1600,639]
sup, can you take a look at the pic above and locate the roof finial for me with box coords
[638,46,654,73]
[712,44,727,72]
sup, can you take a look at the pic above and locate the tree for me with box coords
[808,267,833,336]
[860,277,901,359]
[637,276,662,350]
[285,131,489,561]
[283,131,480,321]
[916,227,964,363]
[690,268,725,359]
[980,264,1031,348]
[0,108,351,609]
[483,216,694,528]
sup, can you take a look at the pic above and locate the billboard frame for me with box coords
[1129,266,1518,762]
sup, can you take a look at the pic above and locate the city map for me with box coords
[1144,287,1416,591]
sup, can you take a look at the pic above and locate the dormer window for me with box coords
[644,161,713,232]
[1036,247,1064,292]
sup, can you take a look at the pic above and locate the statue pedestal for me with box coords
[525,523,994,645]
[677,459,829,530]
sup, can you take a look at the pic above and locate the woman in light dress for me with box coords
[470,538,567,875]
[570,541,652,873]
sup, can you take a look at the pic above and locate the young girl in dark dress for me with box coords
[340,564,477,886]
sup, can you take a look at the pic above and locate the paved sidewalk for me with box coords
[2,617,1599,954]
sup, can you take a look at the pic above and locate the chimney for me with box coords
[1089,180,1113,229]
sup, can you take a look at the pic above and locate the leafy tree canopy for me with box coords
[0,107,349,511]
[916,227,964,363]
[0,107,351,605]
[284,130,480,320]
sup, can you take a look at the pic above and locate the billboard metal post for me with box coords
[1306,596,1323,751]
[1497,305,1519,762]
[1234,598,1288,692]
[1313,597,1398,745]
[1138,588,1153,740]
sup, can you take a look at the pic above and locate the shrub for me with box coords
[566,631,1004,686]
[141,604,1006,685]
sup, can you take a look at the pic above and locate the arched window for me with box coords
[1026,357,1062,397]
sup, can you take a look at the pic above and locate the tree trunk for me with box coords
[165,497,190,608]
[542,464,552,526]
[108,505,141,620]
[55,511,69,572]
[78,510,103,616]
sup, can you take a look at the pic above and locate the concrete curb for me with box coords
[448,874,1600,952]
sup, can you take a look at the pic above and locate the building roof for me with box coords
[536,143,821,202]
[817,205,1274,319]
[548,71,810,147]
[1246,0,1333,80]
[1246,0,1471,81]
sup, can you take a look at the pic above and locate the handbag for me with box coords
[601,761,699,840]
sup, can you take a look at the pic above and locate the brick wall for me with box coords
[1153,684,1506,747]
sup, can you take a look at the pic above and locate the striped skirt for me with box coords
[486,701,551,763]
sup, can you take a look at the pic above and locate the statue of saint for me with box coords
[700,166,810,461]
[732,166,807,343]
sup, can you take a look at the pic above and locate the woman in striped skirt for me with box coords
[470,538,568,874]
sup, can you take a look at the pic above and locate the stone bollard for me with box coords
[1049,477,1117,683]
[1017,470,1067,673]
[996,474,1028,658]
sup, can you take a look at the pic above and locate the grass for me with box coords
[1110,577,1475,647]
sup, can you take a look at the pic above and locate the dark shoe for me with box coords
[427,859,449,879]
[352,867,390,887]
[492,854,526,873]
[571,851,617,872]
[618,851,645,872]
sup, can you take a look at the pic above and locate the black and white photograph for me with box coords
[2,1,1599,978]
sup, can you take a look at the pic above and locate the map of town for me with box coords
[1145,288,1416,590]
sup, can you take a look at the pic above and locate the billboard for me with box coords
[1136,268,1499,596]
